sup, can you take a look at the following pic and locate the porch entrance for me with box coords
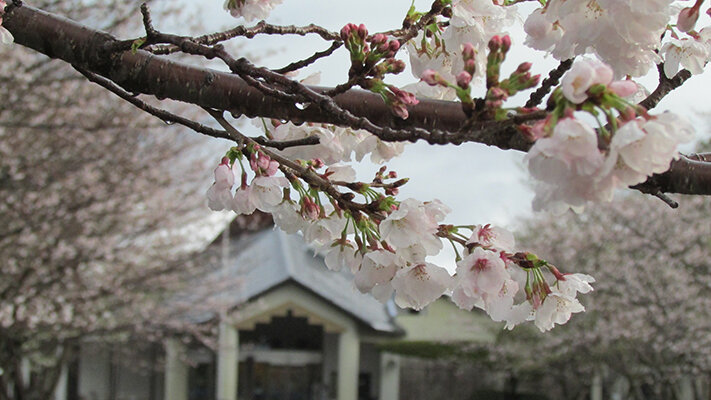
[237,311,326,400]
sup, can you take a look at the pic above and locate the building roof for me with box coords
[202,226,401,335]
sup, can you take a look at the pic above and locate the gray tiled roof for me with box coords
[206,227,401,335]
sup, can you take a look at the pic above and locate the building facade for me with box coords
[64,223,498,400]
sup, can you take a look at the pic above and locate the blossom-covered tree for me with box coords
[2,0,711,374]
[0,1,236,399]
[488,192,711,400]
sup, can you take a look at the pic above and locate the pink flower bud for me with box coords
[220,156,230,165]
[464,59,477,75]
[372,33,387,45]
[391,86,419,105]
[456,71,472,89]
[357,24,368,39]
[420,69,440,86]
[678,7,699,33]
[488,35,502,51]
[462,42,476,61]
[391,59,406,74]
[388,40,400,52]
[340,24,353,41]
[265,160,279,176]
[501,35,512,52]
[516,62,532,74]
[608,80,637,98]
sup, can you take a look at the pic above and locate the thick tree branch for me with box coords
[4,5,711,196]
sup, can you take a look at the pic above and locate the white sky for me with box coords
[170,1,711,268]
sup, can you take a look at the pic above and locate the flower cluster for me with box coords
[524,58,694,213]
[340,24,419,119]
[205,145,594,328]
[451,225,594,332]
[420,36,540,117]
[524,0,711,78]
[206,148,288,215]
[524,0,674,76]
[260,119,405,165]
[405,0,516,100]
[223,0,283,21]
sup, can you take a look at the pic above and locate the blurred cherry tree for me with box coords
[489,191,711,400]
[0,1,226,399]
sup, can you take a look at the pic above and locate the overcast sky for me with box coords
[169,1,711,267]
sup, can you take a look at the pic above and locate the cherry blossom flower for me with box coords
[467,224,515,253]
[525,117,604,211]
[561,59,614,104]
[232,186,256,215]
[534,292,585,332]
[661,37,710,78]
[325,241,362,273]
[249,176,288,211]
[379,199,445,256]
[271,201,305,234]
[556,273,596,297]
[0,1,12,45]
[354,250,402,294]
[391,263,453,310]
[598,112,694,188]
[523,8,563,53]
[525,1,673,76]
[206,158,235,211]
[223,0,283,22]
[456,247,509,298]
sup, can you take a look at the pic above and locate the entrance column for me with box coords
[217,321,239,400]
[337,324,359,400]
[379,352,400,400]
[164,339,188,400]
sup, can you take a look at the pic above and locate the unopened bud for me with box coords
[608,80,638,98]
[516,62,532,74]
[678,7,699,33]
[456,71,472,89]
[464,59,477,75]
[462,43,476,61]
[501,35,512,52]
[391,59,406,74]
[357,24,368,39]
[389,40,400,52]
[421,69,441,86]
[340,24,354,41]
[372,33,387,45]
[488,35,502,52]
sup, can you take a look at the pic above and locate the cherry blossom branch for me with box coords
[72,65,233,141]
[273,41,343,74]
[525,58,573,108]
[76,64,323,154]
[145,21,341,55]
[206,109,389,217]
[638,63,692,110]
[5,4,711,197]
